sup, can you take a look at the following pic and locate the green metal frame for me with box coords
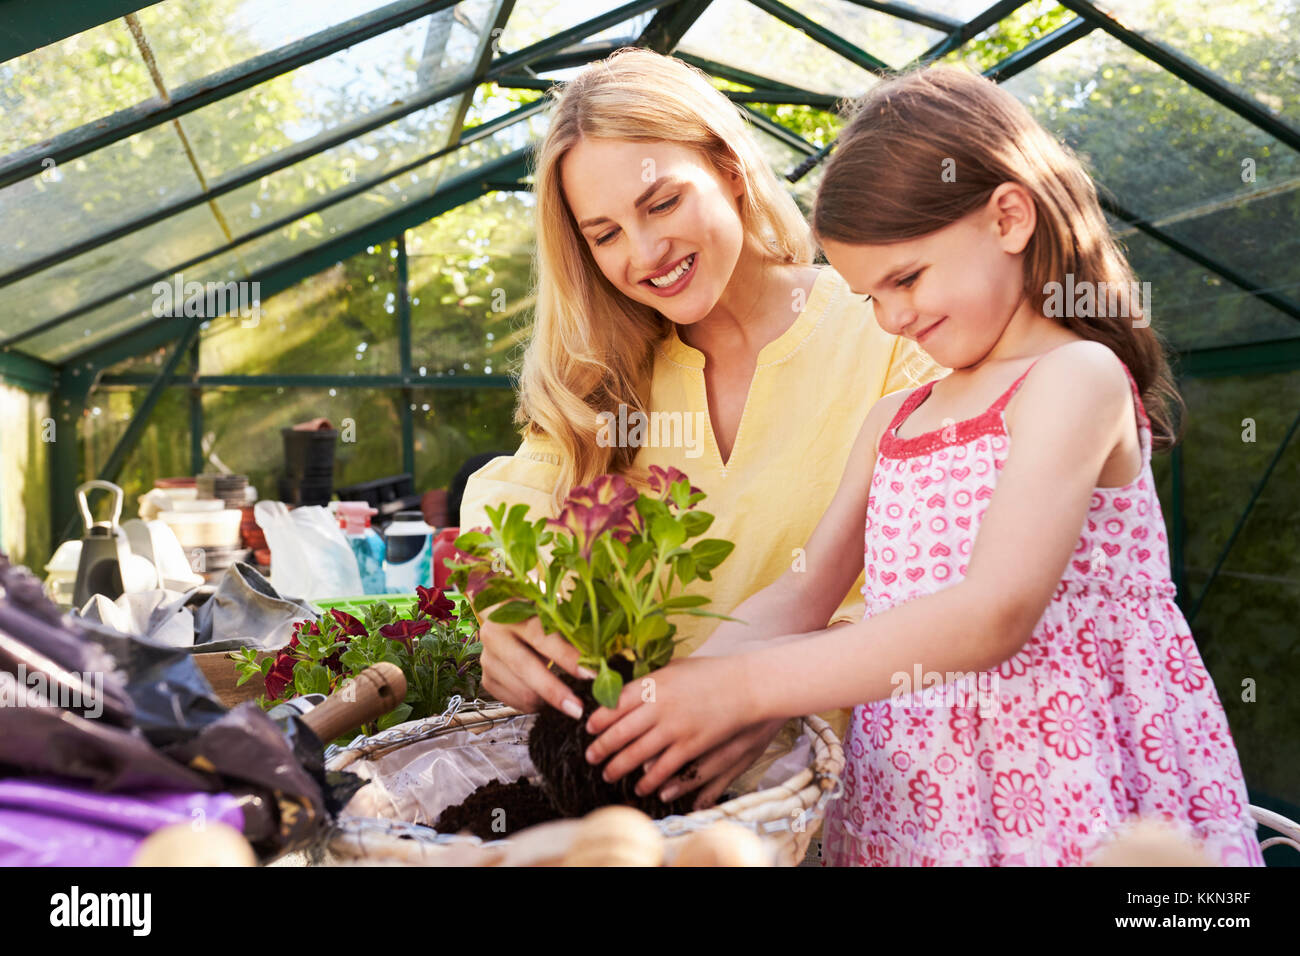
[0,0,155,63]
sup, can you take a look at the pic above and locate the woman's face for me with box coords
[819,186,1034,370]
[561,138,747,326]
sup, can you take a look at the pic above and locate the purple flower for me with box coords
[647,465,701,503]
[549,474,639,560]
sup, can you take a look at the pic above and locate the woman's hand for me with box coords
[478,614,594,718]
[583,655,755,797]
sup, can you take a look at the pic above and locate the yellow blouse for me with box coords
[461,266,946,666]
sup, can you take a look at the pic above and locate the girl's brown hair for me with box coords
[812,66,1183,451]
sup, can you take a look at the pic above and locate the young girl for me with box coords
[583,66,1264,866]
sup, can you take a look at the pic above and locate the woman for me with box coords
[460,48,943,808]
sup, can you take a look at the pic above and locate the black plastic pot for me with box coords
[281,428,337,480]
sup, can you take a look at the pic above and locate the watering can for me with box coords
[72,480,159,607]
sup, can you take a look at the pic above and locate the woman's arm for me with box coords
[459,435,595,717]
[587,343,1136,790]
[693,391,904,657]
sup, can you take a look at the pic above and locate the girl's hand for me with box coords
[659,717,788,809]
[584,656,754,797]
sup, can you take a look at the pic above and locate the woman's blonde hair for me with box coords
[813,66,1184,451]
[518,48,816,507]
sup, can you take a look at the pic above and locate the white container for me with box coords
[159,508,243,549]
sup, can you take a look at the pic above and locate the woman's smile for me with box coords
[640,252,698,296]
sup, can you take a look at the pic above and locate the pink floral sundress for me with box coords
[821,356,1263,866]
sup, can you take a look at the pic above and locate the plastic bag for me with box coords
[341,714,538,827]
[255,501,363,600]
[0,777,246,866]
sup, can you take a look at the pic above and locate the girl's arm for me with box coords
[691,390,905,657]
[588,343,1137,790]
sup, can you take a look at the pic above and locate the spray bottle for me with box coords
[336,501,387,594]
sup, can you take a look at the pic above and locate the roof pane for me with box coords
[1113,224,1300,352]
[495,0,655,52]
[3,123,208,273]
[677,0,880,97]
[133,0,406,90]
[1091,0,1300,127]
[0,18,156,157]
[783,0,946,69]
[176,3,491,188]
[1002,30,1300,223]
[4,202,228,347]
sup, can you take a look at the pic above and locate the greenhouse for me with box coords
[0,0,1298,872]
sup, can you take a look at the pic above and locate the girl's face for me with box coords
[560,138,747,326]
[820,185,1035,370]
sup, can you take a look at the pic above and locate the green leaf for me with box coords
[661,594,710,609]
[680,510,714,537]
[651,514,686,552]
[691,538,734,572]
[674,553,697,586]
[631,614,670,649]
[376,703,413,731]
[593,662,623,710]
[488,600,538,624]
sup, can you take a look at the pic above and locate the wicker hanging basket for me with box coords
[319,698,844,866]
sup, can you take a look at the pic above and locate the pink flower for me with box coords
[549,474,639,560]
[991,770,1045,837]
[1039,692,1092,760]
[647,465,701,503]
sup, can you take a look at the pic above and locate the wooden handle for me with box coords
[300,662,407,742]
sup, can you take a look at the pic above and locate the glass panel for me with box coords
[0,384,53,571]
[1114,225,1300,351]
[408,192,535,377]
[4,203,231,350]
[0,18,156,156]
[2,124,215,273]
[1001,29,1300,225]
[1160,195,1300,346]
[200,243,400,375]
[178,4,494,184]
[412,387,521,497]
[495,0,654,53]
[940,0,1079,73]
[134,0,406,90]
[81,383,193,525]
[784,0,946,69]
[1178,369,1300,806]
[677,0,881,97]
[201,386,407,494]
[1091,0,1300,127]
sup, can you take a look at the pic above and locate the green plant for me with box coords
[230,585,483,738]
[449,467,736,709]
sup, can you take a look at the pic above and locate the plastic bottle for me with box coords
[383,510,434,594]
[337,501,387,594]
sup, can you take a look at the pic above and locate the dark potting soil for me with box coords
[434,777,561,839]
[526,657,698,820]
[434,659,711,838]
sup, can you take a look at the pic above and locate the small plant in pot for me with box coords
[449,466,735,819]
